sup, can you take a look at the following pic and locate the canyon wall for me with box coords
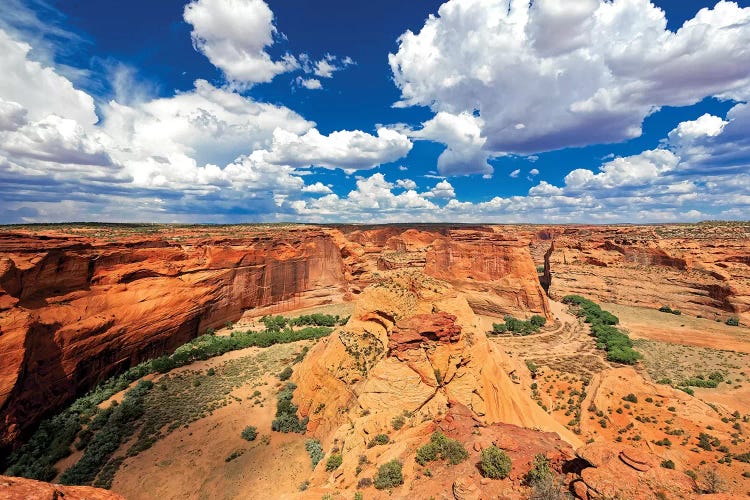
[0,227,346,450]
[536,225,750,324]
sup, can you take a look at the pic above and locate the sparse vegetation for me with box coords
[524,453,552,485]
[479,445,512,479]
[726,317,740,327]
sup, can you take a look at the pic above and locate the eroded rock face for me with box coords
[0,474,125,500]
[539,225,750,324]
[0,227,347,450]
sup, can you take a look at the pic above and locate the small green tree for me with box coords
[374,460,403,489]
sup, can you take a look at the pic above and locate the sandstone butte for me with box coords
[0,222,748,499]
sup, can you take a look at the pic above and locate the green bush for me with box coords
[368,434,390,448]
[373,460,403,489]
[241,426,258,441]
[391,415,406,430]
[622,393,638,403]
[659,305,673,313]
[479,446,512,479]
[414,432,468,466]
[492,315,545,335]
[661,459,675,469]
[305,439,324,468]
[278,366,293,381]
[726,317,740,327]
[271,383,307,433]
[326,453,343,471]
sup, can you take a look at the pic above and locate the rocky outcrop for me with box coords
[387,312,462,356]
[0,474,125,500]
[0,227,347,450]
[573,442,694,499]
[292,269,580,495]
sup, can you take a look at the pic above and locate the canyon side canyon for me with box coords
[0,222,748,499]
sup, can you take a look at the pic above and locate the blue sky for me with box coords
[0,0,749,223]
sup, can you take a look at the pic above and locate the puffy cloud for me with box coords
[262,127,412,170]
[295,77,322,90]
[395,178,417,190]
[509,169,520,178]
[0,29,97,124]
[300,53,355,79]
[410,111,490,175]
[183,0,298,85]
[389,0,750,170]
[529,168,539,176]
[100,79,313,178]
[426,179,456,199]
[301,182,332,194]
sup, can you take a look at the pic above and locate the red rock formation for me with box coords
[0,474,124,500]
[387,312,461,356]
[0,227,347,450]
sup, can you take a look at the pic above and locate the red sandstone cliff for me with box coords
[0,227,346,450]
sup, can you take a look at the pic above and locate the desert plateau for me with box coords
[0,222,748,499]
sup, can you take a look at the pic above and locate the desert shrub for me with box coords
[357,477,372,489]
[684,377,719,388]
[654,438,672,447]
[272,383,307,433]
[524,453,552,485]
[373,460,403,489]
[701,468,726,493]
[726,317,739,326]
[206,367,215,376]
[278,366,293,381]
[241,426,258,441]
[368,434,390,448]
[659,305,673,313]
[661,459,675,469]
[679,386,695,396]
[622,393,638,403]
[305,439,324,468]
[415,432,468,466]
[736,452,750,463]
[326,453,343,471]
[526,360,539,376]
[391,415,406,430]
[225,450,243,462]
[479,446,512,479]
